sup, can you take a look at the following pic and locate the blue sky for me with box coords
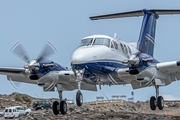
[0,0,180,102]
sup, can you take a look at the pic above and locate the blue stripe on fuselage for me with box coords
[72,58,159,83]
[72,61,128,74]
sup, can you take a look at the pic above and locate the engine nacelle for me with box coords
[156,61,179,72]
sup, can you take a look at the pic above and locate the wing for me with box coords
[38,70,97,91]
[156,61,180,81]
[0,67,97,91]
[130,61,180,89]
[57,71,97,91]
[0,67,37,84]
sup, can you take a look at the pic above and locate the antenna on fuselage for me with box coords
[114,33,117,38]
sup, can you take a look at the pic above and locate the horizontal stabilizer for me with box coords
[90,9,180,20]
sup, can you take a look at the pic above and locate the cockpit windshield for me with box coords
[80,38,110,47]
[80,38,93,46]
[93,38,110,47]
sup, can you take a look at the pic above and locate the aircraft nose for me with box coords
[71,46,108,65]
[71,47,95,65]
[71,51,86,64]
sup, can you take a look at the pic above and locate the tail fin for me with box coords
[137,9,158,57]
[90,9,180,56]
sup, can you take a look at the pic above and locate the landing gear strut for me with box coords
[150,86,164,110]
[52,91,67,115]
[75,69,84,106]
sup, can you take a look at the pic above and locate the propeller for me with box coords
[10,41,57,79]
[9,78,21,90]
[37,41,57,62]
[10,41,30,63]
[122,52,141,67]
[122,54,140,66]
[122,52,153,75]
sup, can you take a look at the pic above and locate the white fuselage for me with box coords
[72,35,139,65]
[71,34,141,85]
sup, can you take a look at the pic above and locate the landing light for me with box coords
[75,70,79,74]
[80,70,83,73]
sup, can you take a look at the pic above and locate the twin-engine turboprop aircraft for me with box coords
[0,42,97,115]
[1,9,180,115]
[71,9,180,111]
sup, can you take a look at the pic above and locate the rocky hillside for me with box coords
[0,92,180,120]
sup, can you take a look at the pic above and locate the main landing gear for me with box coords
[150,86,164,110]
[52,91,67,115]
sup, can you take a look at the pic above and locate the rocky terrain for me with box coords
[0,93,180,120]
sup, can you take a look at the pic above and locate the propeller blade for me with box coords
[9,78,21,89]
[37,41,57,62]
[10,42,30,63]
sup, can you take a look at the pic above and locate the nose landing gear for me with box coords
[75,69,84,106]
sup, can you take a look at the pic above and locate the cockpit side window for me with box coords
[80,38,93,46]
[93,38,110,47]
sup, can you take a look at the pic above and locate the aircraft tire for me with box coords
[53,101,59,115]
[60,101,67,115]
[76,90,83,106]
[157,96,164,110]
[150,96,156,110]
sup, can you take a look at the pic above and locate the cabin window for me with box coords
[124,45,128,54]
[114,41,118,50]
[80,38,93,46]
[93,38,110,47]
[120,43,124,52]
[127,46,132,54]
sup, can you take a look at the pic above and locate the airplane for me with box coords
[71,9,180,111]
[0,42,97,115]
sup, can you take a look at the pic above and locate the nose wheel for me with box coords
[150,86,164,110]
[76,90,83,106]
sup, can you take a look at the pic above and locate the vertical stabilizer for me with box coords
[137,9,158,57]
